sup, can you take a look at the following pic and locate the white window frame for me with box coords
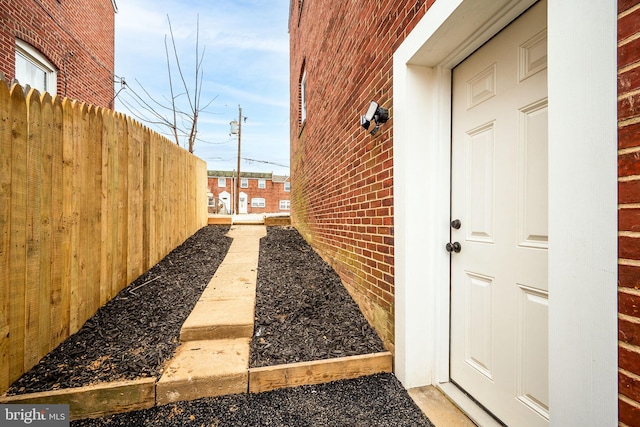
[279,200,290,210]
[15,39,57,95]
[240,178,249,188]
[300,69,307,123]
[284,182,291,192]
[217,178,226,187]
[251,198,265,208]
[258,179,266,189]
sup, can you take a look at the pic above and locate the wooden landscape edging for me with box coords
[0,378,156,420]
[247,351,393,393]
[264,216,291,226]
[208,215,233,225]
[0,352,393,420]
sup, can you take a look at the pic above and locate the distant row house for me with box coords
[207,171,290,215]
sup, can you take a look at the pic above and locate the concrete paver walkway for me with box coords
[156,225,266,405]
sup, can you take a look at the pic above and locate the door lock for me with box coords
[451,219,461,229]
[446,242,462,253]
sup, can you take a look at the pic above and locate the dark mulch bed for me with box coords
[250,226,385,367]
[70,373,434,427]
[5,225,432,427]
[5,226,232,395]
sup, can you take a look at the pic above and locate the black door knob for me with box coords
[446,242,461,253]
[451,219,461,229]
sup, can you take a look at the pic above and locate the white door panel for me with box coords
[450,1,548,426]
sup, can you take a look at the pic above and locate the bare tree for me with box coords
[116,15,215,153]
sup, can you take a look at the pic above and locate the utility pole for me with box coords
[230,105,244,215]
[236,105,242,215]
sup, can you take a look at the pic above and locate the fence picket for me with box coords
[127,118,143,284]
[8,84,28,384]
[49,95,64,350]
[0,79,12,393]
[25,88,43,371]
[89,106,102,314]
[101,109,116,303]
[38,92,53,361]
[61,98,74,339]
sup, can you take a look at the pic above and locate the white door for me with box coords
[239,192,248,214]
[219,191,231,214]
[450,1,548,426]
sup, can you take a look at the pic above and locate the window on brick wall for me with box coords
[241,178,248,188]
[280,200,290,210]
[284,182,290,192]
[297,0,305,25]
[217,178,226,187]
[258,179,266,189]
[251,198,265,208]
[300,68,307,123]
[15,40,57,95]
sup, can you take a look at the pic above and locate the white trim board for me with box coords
[392,0,617,425]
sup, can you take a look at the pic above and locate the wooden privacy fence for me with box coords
[0,81,209,394]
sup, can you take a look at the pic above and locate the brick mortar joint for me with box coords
[620,312,640,324]
[620,366,640,381]
[619,392,640,409]
[619,3,640,20]
[619,175,640,182]
[620,285,640,297]
[619,31,640,47]
[619,88,640,101]
[620,146,640,156]
[620,339,640,354]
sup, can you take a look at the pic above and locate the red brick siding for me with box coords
[207,176,290,214]
[0,0,114,108]
[288,0,433,348]
[619,0,640,423]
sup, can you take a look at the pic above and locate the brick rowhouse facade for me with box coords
[289,0,434,348]
[0,0,116,108]
[618,0,640,422]
[207,171,290,214]
[292,0,640,422]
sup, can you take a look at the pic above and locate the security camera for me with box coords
[360,101,389,135]
[364,101,379,122]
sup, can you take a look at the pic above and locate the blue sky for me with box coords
[114,0,291,175]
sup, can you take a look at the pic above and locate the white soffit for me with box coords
[405,0,537,68]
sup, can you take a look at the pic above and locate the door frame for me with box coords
[392,0,617,425]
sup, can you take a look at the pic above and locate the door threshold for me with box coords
[437,382,504,427]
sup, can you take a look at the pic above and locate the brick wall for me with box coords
[0,0,115,108]
[289,0,434,348]
[207,175,290,214]
[618,1,640,424]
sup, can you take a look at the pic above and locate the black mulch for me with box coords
[250,226,385,367]
[5,226,233,395]
[70,373,434,427]
[5,225,433,427]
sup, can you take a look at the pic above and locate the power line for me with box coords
[242,157,289,168]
